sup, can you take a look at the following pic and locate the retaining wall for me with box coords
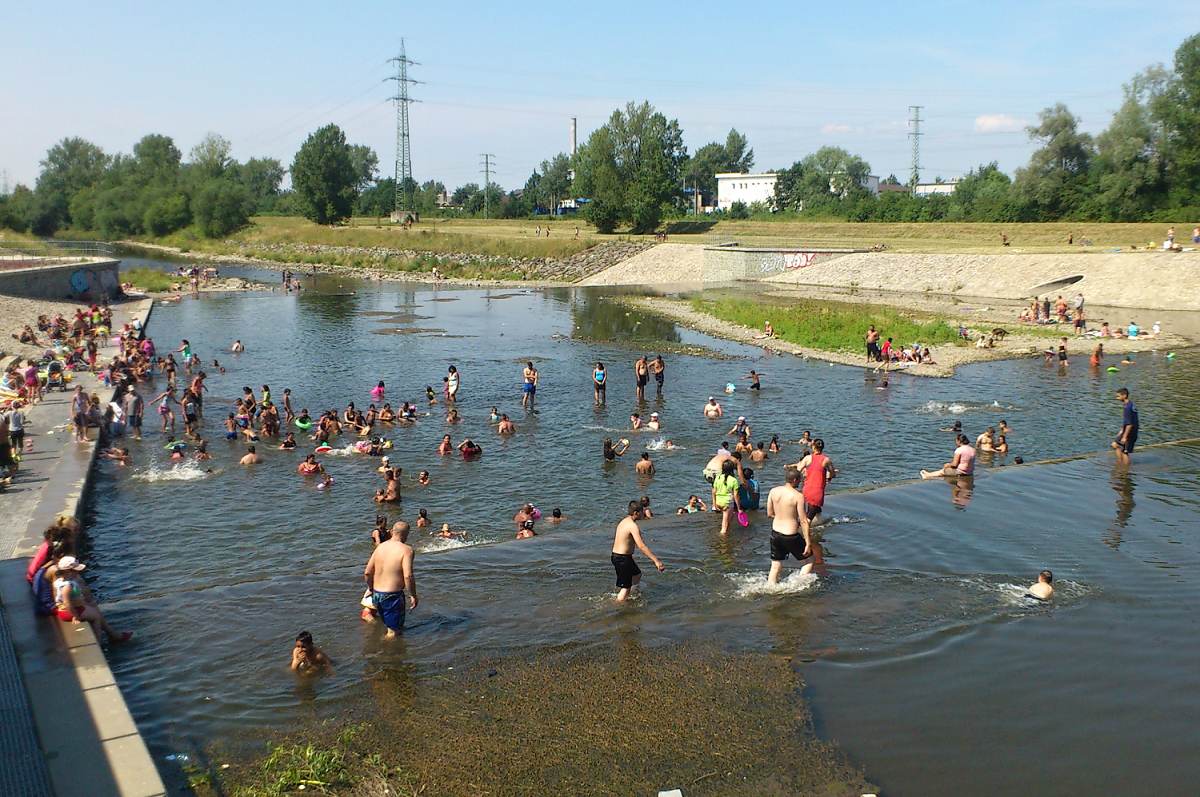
[0,259,122,302]
[702,247,858,281]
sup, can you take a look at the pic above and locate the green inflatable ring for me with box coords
[294,419,313,430]
[1106,366,1120,372]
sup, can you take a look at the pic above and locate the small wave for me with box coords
[132,462,210,482]
[644,438,684,451]
[822,515,864,527]
[321,444,360,457]
[421,536,479,552]
[727,570,818,598]
[582,424,625,433]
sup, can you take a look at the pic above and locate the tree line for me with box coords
[2,34,1197,239]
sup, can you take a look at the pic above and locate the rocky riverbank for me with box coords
[121,239,655,285]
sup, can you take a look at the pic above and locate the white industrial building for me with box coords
[913,180,959,197]
[715,171,881,211]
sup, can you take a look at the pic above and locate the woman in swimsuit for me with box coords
[602,438,630,462]
[446,366,460,401]
[593,362,607,405]
[151,387,178,433]
[379,404,395,423]
[437,434,453,455]
[768,435,781,454]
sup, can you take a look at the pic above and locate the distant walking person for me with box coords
[1112,387,1138,465]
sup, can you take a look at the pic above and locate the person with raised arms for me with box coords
[610,500,665,602]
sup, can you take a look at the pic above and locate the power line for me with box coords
[388,39,421,212]
[908,105,924,190]
[479,153,496,219]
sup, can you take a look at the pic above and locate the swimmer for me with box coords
[635,452,655,476]
[630,412,643,430]
[100,447,130,466]
[745,370,762,390]
[634,355,649,402]
[921,434,976,479]
[729,416,751,439]
[995,434,1009,454]
[998,419,1012,436]
[416,508,430,528]
[194,442,211,462]
[231,340,244,353]
[548,508,565,523]
[279,432,297,450]
[379,404,395,423]
[639,496,654,518]
[1027,570,1054,601]
[458,438,483,459]
[766,468,815,583]
[496,414,516,434]
[374,469,401,503]
[602,438,630,461]
[939,420,963,434]
[516,519,537,539]
[489,406,500,423]
[212,359,225,374]
[646,412,661,431]
[282,389,294,424]
[240,445,263,465]
[703,396,723,419]
[437,434,453,455]
[750,441,768,463]
[298,454,322,476]
[290,631,333,675]
[371,381,385,402]
[446,365,460,402]
[417,470,430,486]
[426,385,438,405]
[611,500,664,602]
[976,427,997,452]
[317,472,334,490]
[768,435,781,454]
[446,408,461,424]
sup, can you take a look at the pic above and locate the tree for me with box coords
[1154,34,1200,208]
[142,191,191,235]
[237,157,285,212]
[189,133,233,178]
[348,145,380,194]
[0,185,35,232]
[573,101,687,232]
[682,128,755,204]
[415,180,446,213]
[950,162,1015,221]
[34,137,109,230]
[723,129,754,173]
[355,178,396,217]
[131,134,183,185]
[728,200,750,220]
[773,146,871,214]
[1092,68,1168,220]
[451,183,480,207]
[290,125,357,224]
[192,179,251,237]
[1013,104,1095,219]
[538,153,573,215]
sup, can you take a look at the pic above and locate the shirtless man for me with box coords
[513,503,535,533]
[521,361,539,410]
[635,452,655,476]
[646,412,661,431]
[375,470,401,503]
[634,356,649,402]
[766,468,814,582]
[611,500,665,602]
[702,446,733,483]
[703,397,723,419]
[650,355,665,398]
[496,414,516,434]
[793,439,835,563]
[239,445,263,465]
[865,324,881,362]
[1028,570,1054,600]
[364,521,418,638]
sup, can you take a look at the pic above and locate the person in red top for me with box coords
[792,439,836,565]
[880,337,893,362]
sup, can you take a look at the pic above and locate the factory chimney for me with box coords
[570,117,577,156]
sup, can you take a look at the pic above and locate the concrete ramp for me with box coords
[764,251,1200,310]
[577,243,705,286]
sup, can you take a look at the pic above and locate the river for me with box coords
[85,256,1200,795]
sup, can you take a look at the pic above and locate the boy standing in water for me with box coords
[611,500,665,602]
[651,355,666,398]
[1112,387,1138,465]
[793,439,835,564]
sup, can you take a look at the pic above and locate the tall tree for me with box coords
[1092,68,1168,220]
[573,101,687,232]
[33,137,109,231]
[237,157,286,212]
[290,125,357,224]
[188,133,233,178]
[774,146,871,214]
[348,145,380,193]
[1013,104,1095,218]
[1154,34,1200,207]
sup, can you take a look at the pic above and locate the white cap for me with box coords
[738,416,746,421]
[381,455,390,463]
[57,556,86,571]
[708,396,715,401]
[650,412,658,417]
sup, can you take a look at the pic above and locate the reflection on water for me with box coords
[91,264,1200,793]
[570,292,681,344]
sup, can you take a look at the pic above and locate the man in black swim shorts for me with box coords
[610,500,665,601]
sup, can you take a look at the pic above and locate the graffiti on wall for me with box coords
[782,251,821,270]
[69,266,119,300]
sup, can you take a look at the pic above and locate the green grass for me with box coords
[120,266,176,292]
[691,296,966,352]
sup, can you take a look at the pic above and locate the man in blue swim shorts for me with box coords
[364,520,418,638]
[522,361,539,410]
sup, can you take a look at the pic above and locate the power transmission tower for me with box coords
[479,153,496,219]
[387,39,421,213]
[908,105,923,192]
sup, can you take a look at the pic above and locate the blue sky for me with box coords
[1,1,1193,191]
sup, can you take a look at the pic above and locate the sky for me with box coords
[1,1,1194,192]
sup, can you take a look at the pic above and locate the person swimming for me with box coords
[1027,569,1054,601]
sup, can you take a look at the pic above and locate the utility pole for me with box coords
[387,39,421,214]
[908,105,923,192]
[479,153,496,219]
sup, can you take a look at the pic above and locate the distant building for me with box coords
[878,182,910,195]
[715,172,778,211]
[913,179,960,197]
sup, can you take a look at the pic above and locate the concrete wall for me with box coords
[0,259,121,302]
[702,247,855,281]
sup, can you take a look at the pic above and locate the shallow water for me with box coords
[85,262,1200,793]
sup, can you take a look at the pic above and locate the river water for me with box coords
[86,258,1199,794]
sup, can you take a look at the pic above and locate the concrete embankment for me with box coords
[0,298,165,796]
[765,251,1200,311]
[576,243,706,285]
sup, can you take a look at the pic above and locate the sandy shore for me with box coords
[0,295,95,363]
[630,297,1187,377]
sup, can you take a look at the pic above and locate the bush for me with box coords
[192,180,250,238]
[143,193,191,236]
[585,199,620,233]
[728,200,750,220]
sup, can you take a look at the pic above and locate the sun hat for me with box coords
[738,415,746,421]
[650,412,659,417]
[57,556,86,571]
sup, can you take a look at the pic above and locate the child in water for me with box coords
[289,631,333,675]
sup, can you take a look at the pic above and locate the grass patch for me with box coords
[209,642,873,797]
[692,295,964,352]
[120,266,176,292]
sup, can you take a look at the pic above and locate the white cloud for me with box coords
[974,113,1026,134]
[820,123,854,135]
